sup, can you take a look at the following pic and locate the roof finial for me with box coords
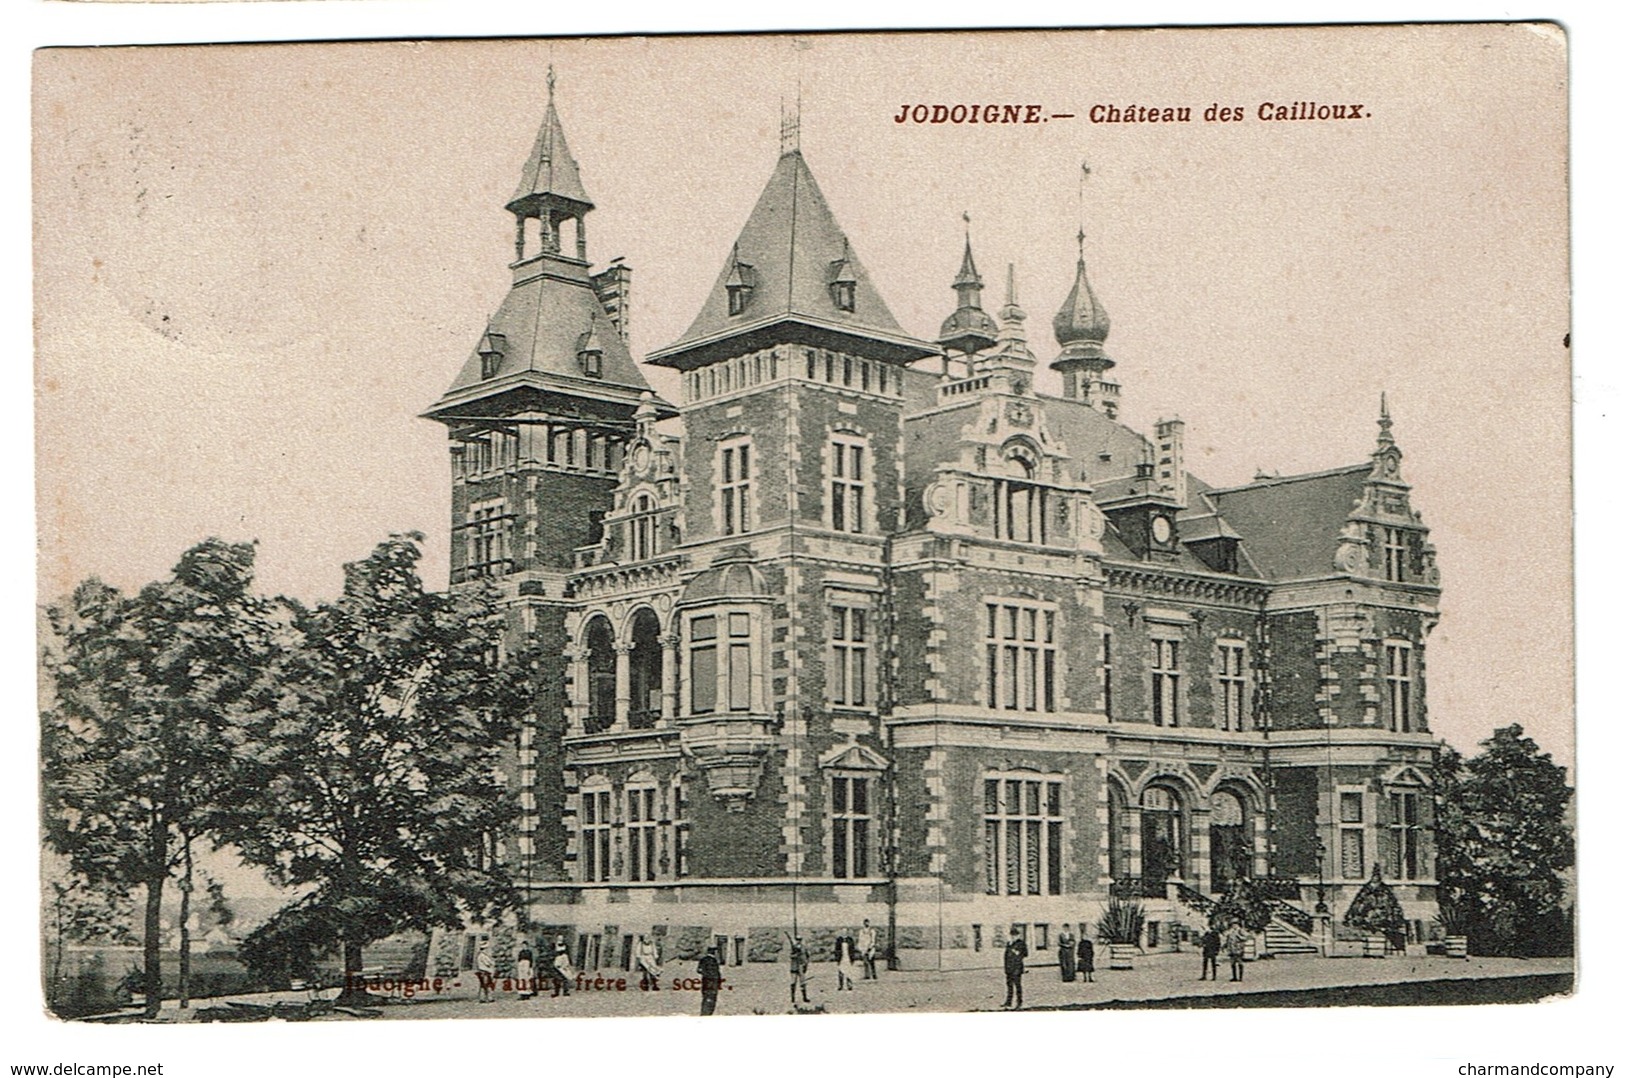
[1005,263,1018,308]
[547,65,556,101]
[780,93,801,156]
[1377,392,1395,448]
[1077,160,1092,251]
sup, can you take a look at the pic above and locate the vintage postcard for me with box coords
[34,25,1573,1030]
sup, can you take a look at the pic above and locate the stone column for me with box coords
[613,642,633,732]
[563,647,585,736]
[1189,807,1211,896]
[659,633,680,727]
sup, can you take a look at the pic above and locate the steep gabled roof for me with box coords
[648,150,934,368]
[1207,465,1370,581]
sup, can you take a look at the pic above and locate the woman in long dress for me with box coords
[834,930,857,991]
[1058,924,1077,983]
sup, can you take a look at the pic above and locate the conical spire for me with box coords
[994,264,1032,357]
[649,148,934,369]
[1052,229,1111,355]
[938,214,998,355]
[507,67,594,216]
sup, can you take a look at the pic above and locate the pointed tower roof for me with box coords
[425,85,671,425]
[1052,229,1113,366]
[938,223,998,355]
[507,69,593,216]
[648,149,936,369]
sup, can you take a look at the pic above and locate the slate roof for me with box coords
[648,150,935,369]
[432,263,656,408]
[1205,465,1371,581]
[507,97,593,213]
[901,389,1372,583]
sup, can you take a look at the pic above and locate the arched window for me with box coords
[1210,788,1251,892]
[993,445,1046,544]
[628,493,658,562]
[628,608,662,729]
[583,616,616,734]
[1140,785,1186,889]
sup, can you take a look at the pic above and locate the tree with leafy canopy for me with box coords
[1343,866,1408,947]
[224,534,528,1003]
[42,539,269,1017]
[1434,725,1574,955]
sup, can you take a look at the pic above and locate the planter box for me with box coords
[1107,943,1137,970]
[1444,936,1469,959]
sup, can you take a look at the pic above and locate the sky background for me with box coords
[35,28,1571,769]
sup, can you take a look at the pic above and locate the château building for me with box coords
[422,79,1443,973]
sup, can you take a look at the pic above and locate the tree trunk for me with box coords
[177,837,193,1009]
[142,872,163,1018]
[335,937,370,1005]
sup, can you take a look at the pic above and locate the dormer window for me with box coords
[478,331,506,380]
[576,318,605,378]
[726,250,756,316]
[828,253,858,313]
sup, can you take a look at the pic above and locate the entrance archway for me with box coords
[1210,788,1252,893]
[1140,785,1186,890]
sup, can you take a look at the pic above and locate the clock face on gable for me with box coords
[1151,514,1173,544]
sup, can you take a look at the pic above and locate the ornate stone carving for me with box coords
[680,715,777,811]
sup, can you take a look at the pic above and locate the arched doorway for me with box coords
[1140,785,1186,891]
[627,608,663,729]
[583,615,616,734]
[1210,788,1252,893]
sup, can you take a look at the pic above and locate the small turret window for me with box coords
[831,279,856,312]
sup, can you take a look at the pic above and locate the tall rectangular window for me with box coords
[467,500,507,578]
[829,436,867,533]
[720,439,752,535]
[1217,641,1247,731]
[1389,791,1421,880]
[831,775,871,879]
[1151,637,1181,726]
[1385,641,1414,732]
[1339,790,1366,879]
[727,612,752,712]
[982,776,1063,895]
[1102,629,1114,720]
[689,616,718,714]
[830,606,870,708]
[627,786,658,882]
[984,601,1057,712]
[581,789,611,883]
[1382,527,1408,582]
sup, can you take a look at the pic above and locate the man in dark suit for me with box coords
[697,946,723,1016]
[1200,925,1222,981]
[1002,931,1029,1009]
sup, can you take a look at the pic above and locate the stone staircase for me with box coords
[1173,882,1324,957]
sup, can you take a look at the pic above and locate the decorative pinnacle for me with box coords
[780,94,801,155]
[1377,392,1395,448]
[547,65,556,100]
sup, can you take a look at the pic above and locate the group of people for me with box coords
[997,919,1252,1008]
[786,918,882,1005]
[1199,924,1251,982]
[474,934,576,1004]
[1001,924,1097,1009]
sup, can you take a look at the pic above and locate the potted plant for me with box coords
[1343,867,1408,957]
[1095,897,1145,969]
[1437,899,1471,958]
